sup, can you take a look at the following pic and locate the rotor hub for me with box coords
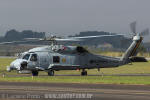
[133,35,141,41]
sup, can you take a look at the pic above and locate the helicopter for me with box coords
[3,22,149,76]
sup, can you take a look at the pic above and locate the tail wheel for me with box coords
[32,70,39,76]
[48,70,54,76]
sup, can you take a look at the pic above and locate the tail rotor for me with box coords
[130,21,137,35]
[130,21,149,37]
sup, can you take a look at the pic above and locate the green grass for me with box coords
[1,58,150,85]
[1,76,150,85]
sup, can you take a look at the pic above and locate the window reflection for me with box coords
[22,54,30,60]
[30,54,37,61]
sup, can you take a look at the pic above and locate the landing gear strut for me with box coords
[48,70,54,76]
[81,69,87,76]
[32,70,39,76]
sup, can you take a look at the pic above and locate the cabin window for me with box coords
[53,56,60,63]
[22,54,30,60]
[30,54,38,61]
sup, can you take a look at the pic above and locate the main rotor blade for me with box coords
[24,37,81,42]
[0,41,31,45]
[2,34,124,43]
[140,28,149,36]
[54,34,123,41]
[130,21,137,35]
[72,34,123,39]
[55,38,82,41]
[24,38,44,41]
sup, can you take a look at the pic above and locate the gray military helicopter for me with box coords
[4,22,149,76]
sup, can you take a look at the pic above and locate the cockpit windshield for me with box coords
[22,54,30,60]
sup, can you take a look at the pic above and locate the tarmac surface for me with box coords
[2,73,150,77]
[0,82,150,100]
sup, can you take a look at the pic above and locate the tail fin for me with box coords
[121,35,143,62]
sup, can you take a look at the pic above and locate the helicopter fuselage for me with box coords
[7,45,124,74]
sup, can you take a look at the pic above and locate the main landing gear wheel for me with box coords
[32,70,39,76]
[81,69,87,76]
[48,70,54,76]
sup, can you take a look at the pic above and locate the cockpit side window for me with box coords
[22,54,30,60]
[30,54,38,61]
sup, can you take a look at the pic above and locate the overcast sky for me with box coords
[0,0,150,41]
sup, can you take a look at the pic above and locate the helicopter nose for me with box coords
[10,61,20,70]
[9,59,28,71]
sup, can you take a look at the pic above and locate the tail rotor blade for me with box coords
[130,21,137,35]
[140,28,149,36]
